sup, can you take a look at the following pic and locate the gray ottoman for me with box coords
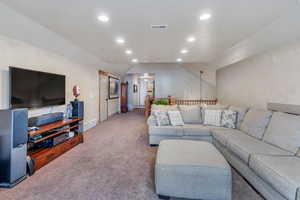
[155,140,232,200]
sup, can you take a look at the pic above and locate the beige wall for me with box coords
[0,35,100,129]
[127,63,217,100]
[217,40,300,109]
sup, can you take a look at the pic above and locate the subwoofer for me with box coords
[71,101,84,134]
[0,109,28,187]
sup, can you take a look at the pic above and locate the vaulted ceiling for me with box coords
[1,0,299,68]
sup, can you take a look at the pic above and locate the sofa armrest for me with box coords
[147,115,157,126]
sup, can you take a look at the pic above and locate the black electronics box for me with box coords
[29,112,64,127]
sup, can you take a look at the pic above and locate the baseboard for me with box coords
[83,119,98,131]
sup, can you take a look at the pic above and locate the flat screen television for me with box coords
[10,67,66,109]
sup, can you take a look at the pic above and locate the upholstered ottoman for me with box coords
[155,140,232,200]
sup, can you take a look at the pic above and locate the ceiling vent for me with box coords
[151,25,168,29]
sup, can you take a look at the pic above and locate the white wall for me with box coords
[0,35,99,129]
[217,40,300,109]
[0,2,120,130]
[126,63,217,100]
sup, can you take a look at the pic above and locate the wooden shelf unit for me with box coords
[28,118,84,171]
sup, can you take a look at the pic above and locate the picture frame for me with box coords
[108,76,120,99]
[133,84,138,93]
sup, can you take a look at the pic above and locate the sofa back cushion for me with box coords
[240,109,272,140]
[179,105,202,124]
[263,112,300,154]
[151,105,178,115]
[204,104,229,110]
[229,106,249,129]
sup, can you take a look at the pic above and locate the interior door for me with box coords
[99,73,108,122]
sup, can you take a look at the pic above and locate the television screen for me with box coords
[10,67,66,109]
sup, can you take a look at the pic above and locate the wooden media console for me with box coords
[28,118,84,171]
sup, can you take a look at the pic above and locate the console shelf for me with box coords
[28,118,83,137]
[28,117,84,171]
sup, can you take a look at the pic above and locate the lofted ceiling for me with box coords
[1,0,299,66]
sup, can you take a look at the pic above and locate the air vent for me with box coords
[151,25,168,29]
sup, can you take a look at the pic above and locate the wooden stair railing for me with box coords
[174,99,218,105]
[145,96,217,118]
[145,95,153,118]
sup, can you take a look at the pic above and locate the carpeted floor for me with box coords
[0,112,263,200]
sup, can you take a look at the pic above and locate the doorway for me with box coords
[138,73,155,108]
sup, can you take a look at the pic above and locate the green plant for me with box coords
[152,98,170,105]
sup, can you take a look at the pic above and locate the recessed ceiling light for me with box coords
[132,58,138,63]
[187,37,196,43]
[98,15,109,23]
[200,13,212,21]
[181,49,188,54]
[177,58,183,62]
[116,38,125,44]
[125,50,132,55]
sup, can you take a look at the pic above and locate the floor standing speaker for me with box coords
[71,101,84,134]
[0,109,28,187]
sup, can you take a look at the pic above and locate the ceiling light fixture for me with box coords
[98,15,109,23]
[200,13,212,21]
[116,38,125,44]
[177,58,183,62]
[125,50,132,55]
[181,49,188,54]
[187,37,196,43]
[132,58,138,63]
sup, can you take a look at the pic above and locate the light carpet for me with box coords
[0,112,263,200]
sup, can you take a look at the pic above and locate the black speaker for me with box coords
[0,109,28,187]
[71,101,84,134]
[71,101,84,118]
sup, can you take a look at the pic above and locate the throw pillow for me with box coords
[229,106,249,129]
[221,110,237,129]
[203,110,223,127]
[147,115,157,126]
[153,111,170,126]
[168,111,184,126]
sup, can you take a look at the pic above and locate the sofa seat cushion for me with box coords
[182,124,211,136]
[250,155,300,200]
[226,134,292,164]
[263,112,300,154]
[178,105,202,124]
[149,126,183,137]
[240,109,273,140]
[211,129,244,146]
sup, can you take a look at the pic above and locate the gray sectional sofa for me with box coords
[147,104,300,200]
